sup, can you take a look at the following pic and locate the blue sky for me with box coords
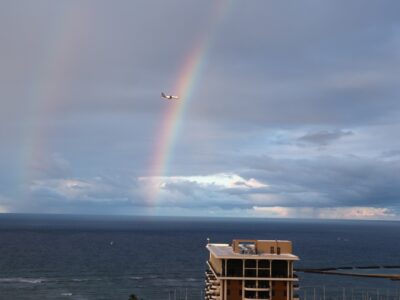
[1,0,400,219]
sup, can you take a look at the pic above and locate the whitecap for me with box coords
[130,276,144,280]
[0,277,43,284]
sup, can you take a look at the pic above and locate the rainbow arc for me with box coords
[147,0,234,206]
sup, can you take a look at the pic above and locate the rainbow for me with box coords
[147,0,234,206]
[19,4,90,200]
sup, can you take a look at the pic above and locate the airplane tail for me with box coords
[161,92,166,98]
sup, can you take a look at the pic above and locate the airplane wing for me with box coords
[161,92,179,100]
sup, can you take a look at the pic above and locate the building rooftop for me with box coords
[207,241,299,260]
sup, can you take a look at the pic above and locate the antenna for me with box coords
[207,237,210,244]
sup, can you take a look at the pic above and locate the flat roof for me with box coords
[207,243,299,260]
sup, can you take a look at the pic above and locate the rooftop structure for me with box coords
[205,239,299,300]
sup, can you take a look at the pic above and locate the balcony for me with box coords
[206,289,220,295]
[244,281,270,291]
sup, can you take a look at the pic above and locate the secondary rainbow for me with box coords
[147,0,234,206]
[19,5,91,200]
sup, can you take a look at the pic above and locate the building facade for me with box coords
[205,239,299,300]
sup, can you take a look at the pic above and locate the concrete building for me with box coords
[205,239,299,300]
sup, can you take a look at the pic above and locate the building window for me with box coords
[227,259,243,277]
[245,269,256,277]
[272,260,288,277]
[245,280,256,288]
[259,260,269,268]
[259,280,269,288]
[277,247,281,255]
[245,291,257,298]
[270,246,275,254]
[245,259,256,268]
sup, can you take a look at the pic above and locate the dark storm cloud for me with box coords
[159,182,251,210]
[298,130,353,146]
[188,0,400,127]
[237,155,400,211]
[381,149,400,159]
[0,1,399,217]
[22,175,147,214]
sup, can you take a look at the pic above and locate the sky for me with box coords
[0,0,400,220]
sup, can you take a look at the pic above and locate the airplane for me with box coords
[161,92,179,100]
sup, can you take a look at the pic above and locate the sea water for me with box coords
[0,214,399,299]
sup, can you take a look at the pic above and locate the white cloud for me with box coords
[140,173,267,189]
[0,204,8,213]
[317,207,395,219]
[253,206,396,220]
[253,206,290,217]
[0,195,9,213]
[138,173,268,206]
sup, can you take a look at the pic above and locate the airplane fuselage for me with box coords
[161,92,179,100]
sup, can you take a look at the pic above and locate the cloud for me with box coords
[29,153,71,179]
[6,152,398,219]
[298,130,354,146]
[0,195,9,213]
[0,1,400,218]
[381,149,400,159]
[29,176,138,203]
[140,173,267,189]
[138,173,266,210]
[238,155,400,215]
[253,206,395,220]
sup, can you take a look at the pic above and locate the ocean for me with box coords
[0,214,399,300]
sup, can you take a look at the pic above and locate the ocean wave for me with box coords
[129,276,144,280]
[0,277,44,284]
[71,277,103,282]
[60,293,73,296]
[186,278,200,282]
